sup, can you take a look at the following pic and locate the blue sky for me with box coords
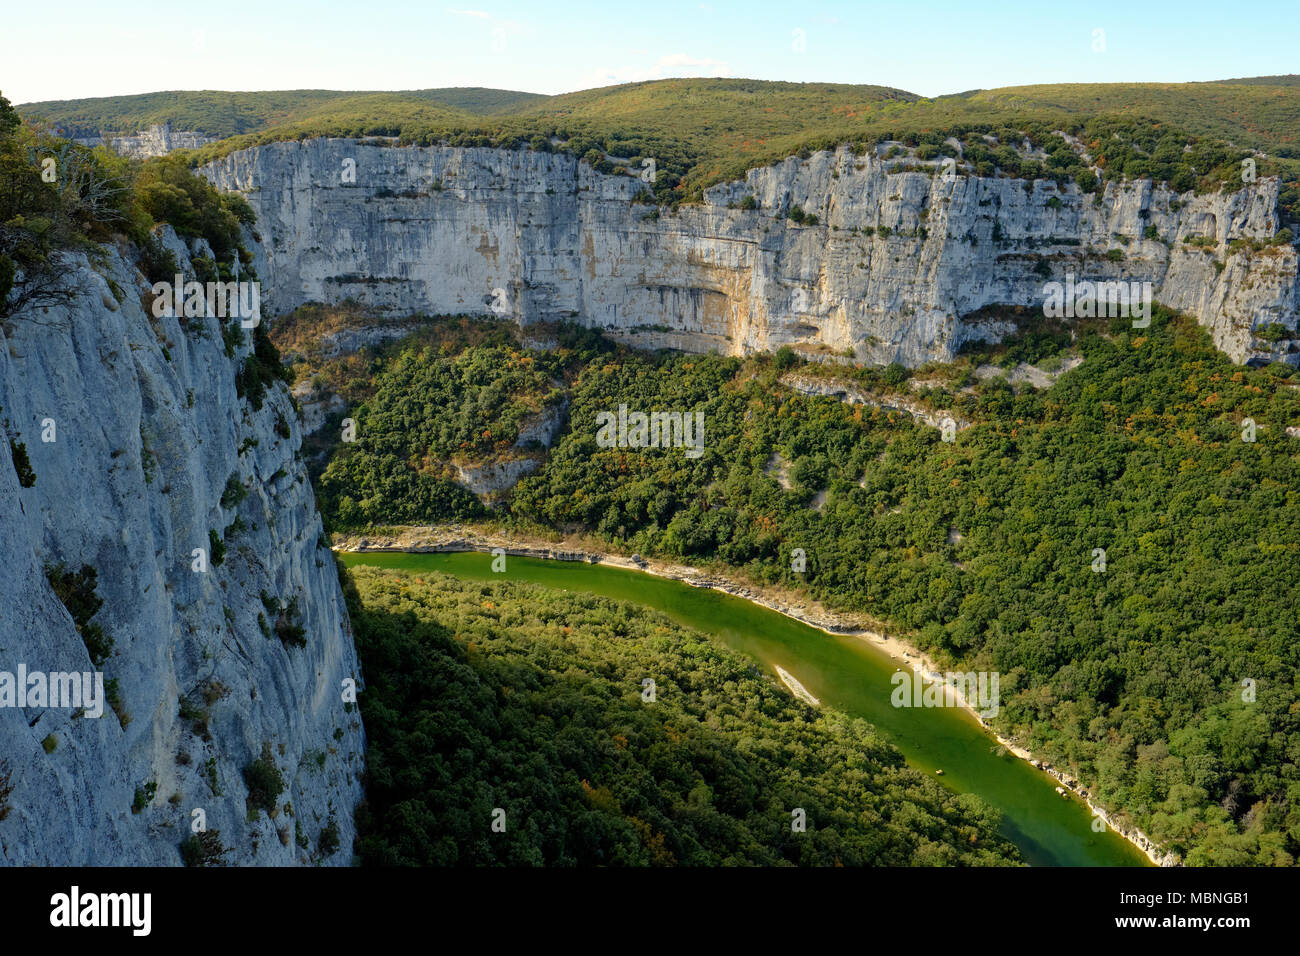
[5,0,1298,105]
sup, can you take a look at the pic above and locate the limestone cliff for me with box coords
[74,123,217,158]
[0,232,364,865]
[203,139,1299,367]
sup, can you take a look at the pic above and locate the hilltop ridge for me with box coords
[20,76,1300,205]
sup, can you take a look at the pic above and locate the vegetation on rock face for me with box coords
[317,817,341,858]
[132,154,255,264]
[312,304,1300,866]
[235,325,291,411]
[0,92,133,316]
[344,564,1019,866]
[45,562,114,666]
[0,90,258,318]
[259,592,307,649]
[220,473,247,509]
[242,741,285,818]
[207,528,225,567]
[7,435,36,487]
[132,780,157,814]
[0,759,15,821]
[20,78,1300,217]
[179,828,228,866]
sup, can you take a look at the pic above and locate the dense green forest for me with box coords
[303,306,1300,866]
[343,564,1019,865]
[19,78,1300,214]
[316,340,582,525]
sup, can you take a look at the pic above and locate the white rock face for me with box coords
[0,237,364,865]
[203,140,1300,367]
[781,371,969,432]
[453,457,539,500]
[75,123,217,158]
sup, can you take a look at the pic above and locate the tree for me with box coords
[0,93,19,136]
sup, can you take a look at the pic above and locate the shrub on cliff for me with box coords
[133,154,253,262]
[0,759,14,822]
[179,829,228,867]
[235,324,291,410]
[242,742,285,818]
[7,435,35,487]
[45,562,113,665]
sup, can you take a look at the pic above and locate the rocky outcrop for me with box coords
[781,371,969,432]
[0,235,364,865]
[452,457,539,502]
[74,123,217,158]
[203,140,1300,367]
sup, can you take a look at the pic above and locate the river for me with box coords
[340,549,1151,867]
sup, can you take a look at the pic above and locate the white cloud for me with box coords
[445,8,526,54]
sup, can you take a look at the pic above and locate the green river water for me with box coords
[340,549,1151,867]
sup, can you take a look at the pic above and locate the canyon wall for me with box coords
[203,139,1300,366]
[74,123,218,158]
[0,231,364,865]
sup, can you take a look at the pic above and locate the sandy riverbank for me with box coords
[334,522,1176,866]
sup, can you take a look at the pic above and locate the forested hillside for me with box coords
[299,304,1300,865]
[17,87,545,139]
[316,343,573,525]
[343,565,1020,866]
